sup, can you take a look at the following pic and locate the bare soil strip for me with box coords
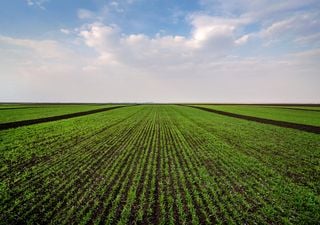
[0,105,130,130]
[184,105,320,134]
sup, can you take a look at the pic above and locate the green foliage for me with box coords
[193,104,320,126]
[0,104,118,123]
[0,105,319,224]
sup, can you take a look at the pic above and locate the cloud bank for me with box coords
[1,0,320,102]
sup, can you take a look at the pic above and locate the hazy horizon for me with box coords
[1,0,320,103]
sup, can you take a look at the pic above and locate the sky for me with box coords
[0,0,320,103]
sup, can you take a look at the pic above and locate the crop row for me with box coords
[173,105,320,194]
[1,105,319,224]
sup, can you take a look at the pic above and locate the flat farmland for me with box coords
[0,104,121,124]
[0,104,319,224]
[190,105,320,126]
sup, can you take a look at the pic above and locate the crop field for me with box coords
[0,104,120,123]
[191,105,320,126]
[0,104,319,224]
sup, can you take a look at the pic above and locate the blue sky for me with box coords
[0,0,199,37]
[0,0,320,102]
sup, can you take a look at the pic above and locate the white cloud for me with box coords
[78,14,251,69]
[188,14,250,50]
[1,31,319,102]
[26,0,49,10]
[60,28,70,34]
[199,0,319,18]
[260,12,320,39]
[109,1,125,13]
[77,9,96,19]
[235,34,250,45]
[0,35,73,60]
[197,0,320,48]
[294,33,320,46]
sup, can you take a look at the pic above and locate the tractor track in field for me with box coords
[184,105,320,134]
[0,105,132,130]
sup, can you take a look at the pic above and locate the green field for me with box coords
[270,106,320,111]
[0,105,319,224]
[192,105,320,126]
[0,104,119,123]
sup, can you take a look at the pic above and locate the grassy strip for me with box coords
[190,104,320,126]
[0,104,117,123]
[0,105,129,130]
[186,105,320,134]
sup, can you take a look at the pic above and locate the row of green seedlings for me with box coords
[170,106,319,224]
[110,105,199,225]
[27,107,149,223]
[2,110,138,223]
[80,107,158,225]
[1,105,141,198]
[117,110,161,225]
[169,106,280,224]
[57,109,154,225]
[0,107,145,224]
[1,106,141,216]
[180,105,320,193]
[161,108,218,225]
[104,109,161,225]
[122,105,219,225]
[0,106,140,185]
[42,108,152,225]
[114,105,231,225]
[0,106,140,177]
[75,108,156,225]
